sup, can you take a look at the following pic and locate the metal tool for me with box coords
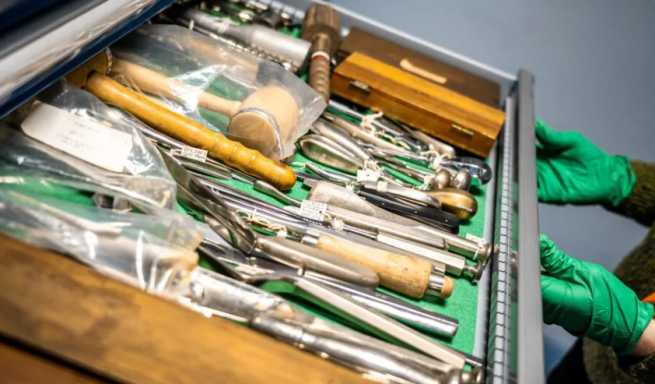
[440,157,493,185]
[304,180,418,224]
[382,238,484,283]
[299,134,363,174]
[206,251,468,368]
[392,120,457,159]
[203,175,449,299]
[327,99,425,152]
[310,119,412,187]
[286,201,489,262]
[181,267,480,383]
[180,8,310,71]
[298,171,459,234]
[199,238,458,337]
[158,148,379,288]
[323,111,408,152]
[361,143,488,187]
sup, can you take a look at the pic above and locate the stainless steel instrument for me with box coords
[180,8,310,71]
[158,148,379,288]
[199,237,459,338]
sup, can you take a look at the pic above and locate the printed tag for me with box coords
[179,146,208,163]
[299,200,328,221]
[21,102,133,172]
[357,169,380,182]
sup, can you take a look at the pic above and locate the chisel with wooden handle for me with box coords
[217,173,453,299]
[303,234,453,299]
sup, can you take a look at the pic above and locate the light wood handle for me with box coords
[400,59,447,85]
[84,73,296,191]
[316,235,433,299]
[112,59,241,116]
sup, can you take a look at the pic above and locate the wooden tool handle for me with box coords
[400,58,447,85]
[316,235,433,299]
[84,73,296,191]
[112,59,241,116]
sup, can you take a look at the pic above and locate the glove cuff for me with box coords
[607,155,636,207]
[616,302,654,355]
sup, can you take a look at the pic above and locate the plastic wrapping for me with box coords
[111,24,326,161]
[0,81,177,211]
[0,188,200,294]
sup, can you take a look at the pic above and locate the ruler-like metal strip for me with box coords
[486,95,515,384]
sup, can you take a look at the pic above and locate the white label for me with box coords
[376,181,389,193]
[299,200,328,221]
[21,103,133,172]
[357,169,380,182]
[175,146,208,163]
[465,233,484,243]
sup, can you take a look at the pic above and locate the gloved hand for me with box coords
[536,119,635,206]
[540,234,654,354]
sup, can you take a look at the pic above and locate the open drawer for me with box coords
[0,1,544,383]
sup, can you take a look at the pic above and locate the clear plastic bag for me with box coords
[111,24,326,161]
[0,81,177,211]
[0,188,200,294]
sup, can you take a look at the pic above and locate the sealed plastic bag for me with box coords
[111,24,326,161]
[0,188,200,294]
[0,81,177,211]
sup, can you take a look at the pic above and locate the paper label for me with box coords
[465,233,484,243]
[357,169,380,182]
[299,200,328,221]
[21,102,133,172]
[173,146,208,163]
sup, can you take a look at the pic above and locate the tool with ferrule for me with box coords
[199,237,458,337]
[181,267,479,383]
[205,250,468,369]
[206,171,452,299]
[158,147,378,288]
[297,168,460,233]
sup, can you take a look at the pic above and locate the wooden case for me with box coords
[331,52,506,157]
[336,27,501,108]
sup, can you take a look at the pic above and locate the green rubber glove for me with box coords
[540,234,654,354]
[535,119,635,206]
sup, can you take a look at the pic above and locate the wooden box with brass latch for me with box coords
[330,52,506,158]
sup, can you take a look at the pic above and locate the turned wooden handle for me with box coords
[400,58,447,85]
[316,235,433,299]
[84,73,296,191]
[112,59,241,116]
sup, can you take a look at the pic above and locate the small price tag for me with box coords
[21,102,133,172]
[179,146,208,163]
[299,200,328,221]
[357,169,380,182]
[465,233,485,243]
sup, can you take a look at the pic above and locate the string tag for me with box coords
[172,146,208,163]
[376,181,389,193]
[357,169,380,182]
[299,200,328,221]
[465,233,487,259]
[359,111,384,132]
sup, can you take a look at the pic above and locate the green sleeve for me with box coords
[611,161,655,226]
